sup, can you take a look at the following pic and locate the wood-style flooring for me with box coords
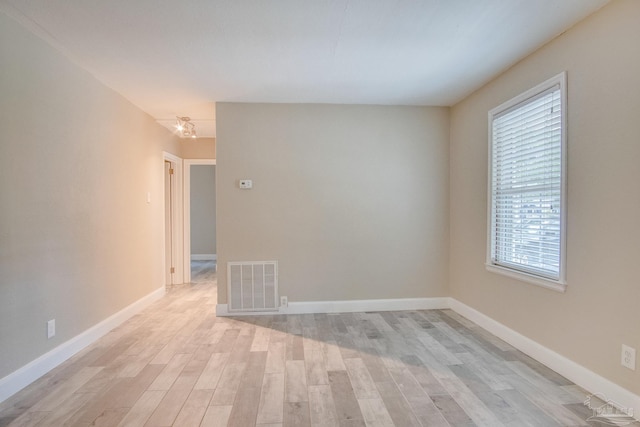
[0,261,618,426]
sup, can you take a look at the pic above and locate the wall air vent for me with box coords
[227,261,278,312]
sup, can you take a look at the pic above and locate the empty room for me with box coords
[0,0,638,426]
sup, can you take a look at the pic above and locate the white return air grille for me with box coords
[227,261,278,312]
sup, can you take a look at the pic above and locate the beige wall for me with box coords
[181,137,216,159]
[0,11,181,378]
[191,165,217,255]
[450,0,640,395]
[216,103,450,305]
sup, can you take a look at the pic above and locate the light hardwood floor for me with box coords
[0,261,616,426]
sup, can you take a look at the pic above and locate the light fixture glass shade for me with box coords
[176,116,196,138]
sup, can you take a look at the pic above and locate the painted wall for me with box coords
[190,165,217,256]
[0,11,181,379]
[181,137,216,160]
[216,103,449,305]
[450,0,640,395]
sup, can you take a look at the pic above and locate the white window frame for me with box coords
[486,72,567,292]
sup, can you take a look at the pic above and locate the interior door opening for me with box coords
[163,152,183,287]
[164,160,175,286]
[183,159,216,284]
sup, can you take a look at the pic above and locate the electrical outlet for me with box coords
[47,319,55,339]
[280,296,288,307]
[622,344,636,370]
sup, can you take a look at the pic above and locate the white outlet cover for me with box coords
[621,344,636,370]
[47,319,55,339]
[239,179,252,189]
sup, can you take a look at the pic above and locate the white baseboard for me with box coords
[448,298,640,419]
[191,254,216,261]
[0,286,166,403]
[216,296,449,316]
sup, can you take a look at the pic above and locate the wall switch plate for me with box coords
[239,180,253,189]
[622,344,636,370]
[280,296,288,307]
[47,319,55,339]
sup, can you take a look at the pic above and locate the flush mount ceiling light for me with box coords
[176,116,197,138]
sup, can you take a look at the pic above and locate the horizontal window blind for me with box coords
[490,84,563,280]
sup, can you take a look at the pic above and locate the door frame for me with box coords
[183,159,216,284]
[163,152,184,285]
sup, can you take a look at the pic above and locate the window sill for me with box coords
[485,263,567,293]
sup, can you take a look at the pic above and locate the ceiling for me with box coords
[0,0,609,138]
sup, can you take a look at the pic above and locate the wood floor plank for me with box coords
[287,334,305,361]
[194,352,230,390]
[357,398,395,427]
[359,348,392,383]
[563,402,613,427]
[456,352,512,391]
[210,361,246,406]
[172,389,213,426]
[148,353,193,391]
[327,370,365,425]
[29,366,103,412]
[239,351,268,389]
[560,384,593,403]
[417,334,463,366]
[150,335,192,365]
[145,373,198,426]
[256,373,285,424]
[504,361,578,404]
[200,405,232,427]
[77,407,129,427]
[119,389,165,427]
[74,359,165,424]
[266,339,286,374]
[505,351,574,386]
[251,326,272,352]
[447,363,521,426]
[387,367,450,427]
[431,394,476,427]
[503,373,587,426]
[400,354,449,397]
[5,411,49,427]
[495,388,562,427]
[226,386,262,426]
[117,344,165,378]
[230,334,258,364]
[335,335,360,360]
[323,340,347,372]
[285,360,308,403]
[305,349,329,386]
[284,402,311,427]
[430,365,505,427]
[308,385,339,427]
[375,381,422,427]
[344,358,379,399]
[89,338,137,367]
[34,391,95,426]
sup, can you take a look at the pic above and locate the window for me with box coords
[487,72,567,291]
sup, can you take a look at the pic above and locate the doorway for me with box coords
[163,152,184,286]
[183,159,216,284]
